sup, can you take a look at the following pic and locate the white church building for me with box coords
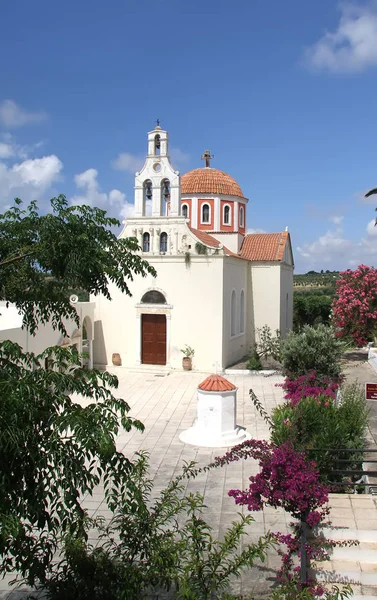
[93,125,294,372]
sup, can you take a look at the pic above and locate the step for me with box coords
[318,527,377,544]
[314,569,377,586]
[329,547,377,563]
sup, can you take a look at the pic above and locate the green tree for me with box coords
[0,195,155,334]
[0,196,155,585]
[293,294,332,330]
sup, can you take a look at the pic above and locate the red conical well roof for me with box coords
[198,374,236,392]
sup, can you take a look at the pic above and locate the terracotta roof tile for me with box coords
[239,232,290,262]
[188,227,248,260]
[181,168,244,198]
[189,227,221,248]
[198,374,236,392]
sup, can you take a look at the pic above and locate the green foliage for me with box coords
[0,341,144,585]
[293,294,333,331]
[181,345,195,358]
[246,350,262,370]
[195,242,208,255]
[255,325,281,361]
[294,271,339,289]
[41,453,273,600]
[270,383,369,482]
[185,251,191,267]
[0,196,156,334]
[280,324,343,380]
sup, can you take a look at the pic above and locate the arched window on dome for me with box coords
[182,203,189,219]
[160,232,168,253]
[231,290,236,337]
[201,203,210,224]
[240,290,245,333]
[239,206,245,228]
[223,204,231,226]
[142,232,150,252]
[154,134,161,156]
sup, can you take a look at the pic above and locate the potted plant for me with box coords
[181,345,195,371]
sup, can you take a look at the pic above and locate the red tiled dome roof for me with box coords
[181,168,244,198]
[198,374,236,392]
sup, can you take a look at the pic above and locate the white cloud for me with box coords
[305,2,377,73]
[0,99,48,128]
[297,219,377,270]
[170,147,190,166]
[0,135,45,161]
[329,215,344,225]
[247,228,266,234]
[112,152,143,174]
[112,146,190,174]
[0,154,63,210]
[0,143,14,159]
[71,167,134,220]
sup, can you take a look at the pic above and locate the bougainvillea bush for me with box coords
[270,384,368,484]
[214,440,330,592]
[332,264,377,347]
[279,370,341,407]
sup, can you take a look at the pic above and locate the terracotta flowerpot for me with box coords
[182,357,192,371]
[112,353,122,366]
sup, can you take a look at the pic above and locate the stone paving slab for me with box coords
[2,370,377,598]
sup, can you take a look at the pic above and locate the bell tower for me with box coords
[134,123,181,218]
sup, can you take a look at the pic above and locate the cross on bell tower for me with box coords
[201,149,214,168]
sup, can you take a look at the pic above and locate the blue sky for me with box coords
[1,0,377,273]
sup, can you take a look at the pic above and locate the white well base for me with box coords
[179,424,252,448]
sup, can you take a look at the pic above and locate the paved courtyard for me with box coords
[2,368,377,598]
[82,369,289,536]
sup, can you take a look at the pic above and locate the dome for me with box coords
[181,168,244,198]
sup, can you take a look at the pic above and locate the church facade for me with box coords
[93,125,294,372]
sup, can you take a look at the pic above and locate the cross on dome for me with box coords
[201,149,214,168]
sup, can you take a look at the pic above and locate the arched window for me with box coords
[160,232,168,253]
[161,179,170,202]
[182,204,189,218]
[240,290,245,333]
[202,203,210,224]
[223,205,231,225]
[143,180,152,216]
[239,206,245,228]
[154,134,161,156]
[141,290,166,304]
[231,290,236,337]
[143,232,150,252]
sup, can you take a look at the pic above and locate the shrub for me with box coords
[246,350,262,370]
[42,452,273,600]
[280,324,343,380]
[270,383,369,483]
[256,325,281,361]
[279,370,340,406]
[332,264,377,347]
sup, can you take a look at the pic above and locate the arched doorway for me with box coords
[140,290,167,365]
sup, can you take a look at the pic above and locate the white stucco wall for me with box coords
[222,258,248,368]
[0,302,95,356]
[94,255,225,372]
[250,264,282,336]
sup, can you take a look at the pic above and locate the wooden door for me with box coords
[141,314,166,365]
